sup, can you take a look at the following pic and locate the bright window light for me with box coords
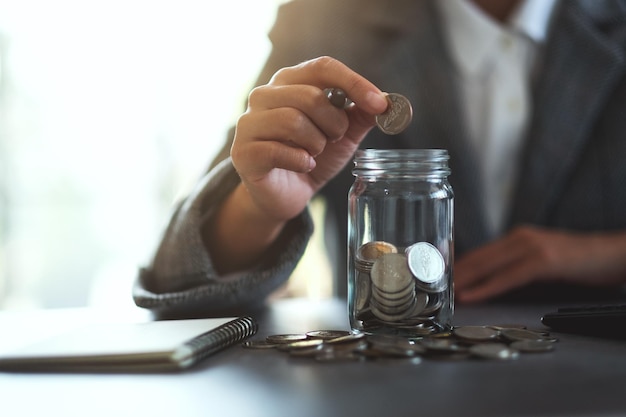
[0,0,295,309]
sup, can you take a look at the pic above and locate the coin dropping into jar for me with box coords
[325,88,413,135]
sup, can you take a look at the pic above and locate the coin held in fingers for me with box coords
[375,93,413,135]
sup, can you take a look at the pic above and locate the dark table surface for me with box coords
[1,297,625,417]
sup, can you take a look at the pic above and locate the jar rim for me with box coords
[355,149,449,159]
[352,148,450,178]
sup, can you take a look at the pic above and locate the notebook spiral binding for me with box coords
[183,316,258,363]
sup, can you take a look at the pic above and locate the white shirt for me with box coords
[437,0,558,235]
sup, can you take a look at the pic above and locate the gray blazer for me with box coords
[134,0,626,315]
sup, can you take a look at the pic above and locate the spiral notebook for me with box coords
[0,316,257,373]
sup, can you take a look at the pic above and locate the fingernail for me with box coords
[366,91,389,112]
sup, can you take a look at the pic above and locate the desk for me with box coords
[1,298,625,417]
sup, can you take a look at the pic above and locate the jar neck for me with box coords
[352,149,450,179]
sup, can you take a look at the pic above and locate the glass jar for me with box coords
[347,149,454,337]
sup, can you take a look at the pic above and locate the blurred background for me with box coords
[0,0,333,311]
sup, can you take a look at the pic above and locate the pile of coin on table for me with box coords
[242,325,558,362]
[353,241,451,336]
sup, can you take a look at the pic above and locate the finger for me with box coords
[233,139,315,181]
[248,84,350,142]
[456,260,538,303]
[455,237,530,291]
[237,106,333,156]
[269,56,388,115]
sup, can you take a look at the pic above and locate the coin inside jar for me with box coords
[406,242,445,285]
[357,241,398,263]
[370,253,413,294]
[375,93,413,135]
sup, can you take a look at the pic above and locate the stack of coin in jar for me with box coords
[353,240,450,336]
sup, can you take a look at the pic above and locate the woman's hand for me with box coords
[231,56,388,223]
[205,57,388,273]
[455,225,626,303]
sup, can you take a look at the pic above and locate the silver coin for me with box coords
[355,270,372,310]
[372,280,416,300]
[371,286,416,309]
[397,316,434,326]
[370,296,416,316]
[469,343,520,360]
[489,324,528,331]
[414,278,449,294]
[241,340,280,349]
[371,296,415,313]
[371,344,423,358]
[324,333,367,345]
[409,291,430,316]
[266,334,308,344]
[370,302,417,322]
[499,328,547,342]
[453,326,500,342]
[277,338,325,351]
[406,242,445,284]
[324,340,369,356]
[404,325,438,336]
[370,336,426,357]
[375,93,413,135]
[355,258,373,273]
[419,338,467,353]
[509,339,555,353]
[370,253,413,293]
[288,346,324,357]
[305,330,351,340]
[429,330,454,339]
[421,293,444,315]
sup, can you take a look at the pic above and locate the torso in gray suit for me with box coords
[134,0,626,315]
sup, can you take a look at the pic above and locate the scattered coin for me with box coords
[469,343,520,360]
[266,334,308,344]
[499,328,549,342]
[245,325,558,363]
[242,340,280,349]
[510,340,555,353]
[453,326,500,342]
[489,324,528,330]
[288,346,324,357]
[419,337,467,353]
[375,93,413,135]
[324,333,367,345]
[306,330,351,340]
[277,339,325,351]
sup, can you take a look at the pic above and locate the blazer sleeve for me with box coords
[133,157,313,316]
